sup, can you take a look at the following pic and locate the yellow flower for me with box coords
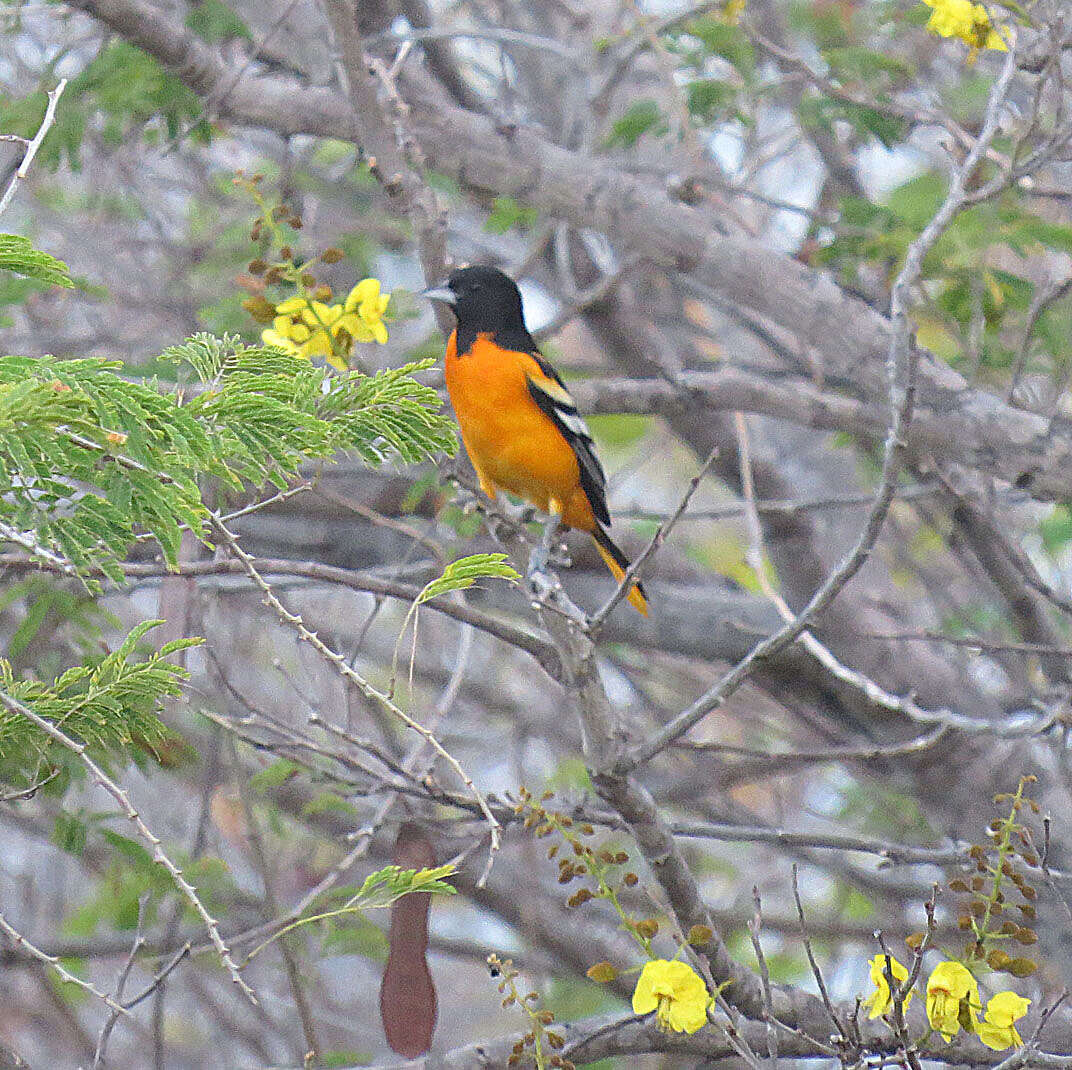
[340,277,391,345]
[631,959,708,1034]
[926,961,981,1042]
[863,954,913,1019]
[261,327,301,356]
[977,991,1030,1051]
[274,296,307,316]
[922,0,1009,56]
[301,301,343,329]
[722,0,746,24]
[262,300,348,370]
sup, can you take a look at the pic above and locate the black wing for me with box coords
[525,353,611,527]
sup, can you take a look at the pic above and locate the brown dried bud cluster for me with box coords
[489,953,575,1069]
[933,776,1040,976]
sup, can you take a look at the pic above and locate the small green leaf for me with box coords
[1040,505,1072,556]
[485,196,538,234]
[249,758,301,792]
[185,0,252,42]
[606,99,666,148]
[685,79,736,122]
[416,553,520,604]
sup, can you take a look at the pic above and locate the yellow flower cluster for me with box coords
[261,279,391,371]
[865,956,1030,1051]
[921,0,1009,56]
[863,954,912,1019]
[631,959,709,1034]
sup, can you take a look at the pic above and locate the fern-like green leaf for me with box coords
[0,621,202,792]
[0,234,74,288]
[0,339,455,582]
[417,553,520,603]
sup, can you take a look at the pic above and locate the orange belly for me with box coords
[445,333,596,531]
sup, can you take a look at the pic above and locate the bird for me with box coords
[422,264,648,616]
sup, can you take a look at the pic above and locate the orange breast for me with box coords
[445,332,595,530]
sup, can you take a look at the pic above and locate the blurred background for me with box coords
[2,0,1072,1066]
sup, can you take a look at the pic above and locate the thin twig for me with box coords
[0,78,67,217]
[0,688,257,1003]
[207,512,501,875]
[790,865,844,1043]
[92,894,148,1069]
[625,46,1020,769]
[0,909,129,1018]
[588,447,717,632]
[747,887,778,1068]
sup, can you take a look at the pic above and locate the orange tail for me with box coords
[592,527,649,616]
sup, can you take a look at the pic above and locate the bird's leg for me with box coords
[497,497,538,526]
[527,513,562,581]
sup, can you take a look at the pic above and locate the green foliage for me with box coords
[344,863,457,909]
[822,46,914,89]
[797,94,907,149]
[393,553,518,689]
[485,196,538,234]
[321,913,390,960]
[1040,505,1072,557]
[185,0,252,42]
[0,574,116,668]
[816,177,1072,378]
[416,553,520,603]
[247,863,457,962]
[249,758,302,792]
[606,99,667,148]
[0,43,209,172]
[0,234,74,287]
[66,836,235,935]
[319,1052,373,1068]
[685,78,737,122]
[0,354,211,581]
[673,17,755,78]
[0,620,199,793]
[0,337,454,584]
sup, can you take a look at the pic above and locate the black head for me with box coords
[422,265,528,337]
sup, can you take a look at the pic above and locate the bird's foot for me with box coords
[525,516,566,587]
[500,499,538,526]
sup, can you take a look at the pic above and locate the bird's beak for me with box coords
[420,283,456,306]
